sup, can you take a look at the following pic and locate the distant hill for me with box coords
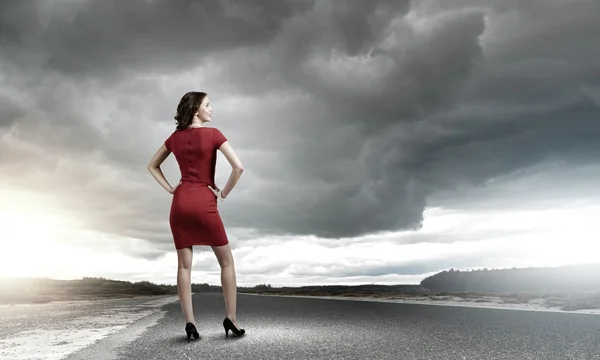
[236,263,600,297]
[419,263,600,294]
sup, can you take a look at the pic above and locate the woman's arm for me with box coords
[216,141,244,199]
[147,144,176,194]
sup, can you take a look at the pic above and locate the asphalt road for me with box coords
[2,292,599,359]
[67,292,600,360]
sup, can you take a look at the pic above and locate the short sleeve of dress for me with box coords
[165,132,175,151]
[212,128,227,149]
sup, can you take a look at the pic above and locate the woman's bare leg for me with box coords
[211,244,240,328]
[176,246,195,324]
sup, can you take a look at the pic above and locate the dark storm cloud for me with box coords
[220,0,600,238]
[1,0,600,246]
[0,0,308,79]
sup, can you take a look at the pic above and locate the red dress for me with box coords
[164,127,229,249]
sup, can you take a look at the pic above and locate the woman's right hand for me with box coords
[208,185,224,200]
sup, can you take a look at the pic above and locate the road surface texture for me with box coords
[2,292,599,359]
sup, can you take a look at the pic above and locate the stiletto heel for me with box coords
[185,322,200,342]
[223,317,245,338]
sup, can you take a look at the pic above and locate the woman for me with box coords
[147,91,245,342]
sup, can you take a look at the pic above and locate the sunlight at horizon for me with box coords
[1,188,598,287]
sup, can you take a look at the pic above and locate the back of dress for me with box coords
[164,127,229,249]
[165,127,227,187]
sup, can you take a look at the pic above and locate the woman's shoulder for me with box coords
[211,127,228,148]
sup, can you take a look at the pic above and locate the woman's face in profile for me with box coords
[197,97,213,122]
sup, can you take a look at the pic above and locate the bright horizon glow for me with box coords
[1,188,599,286]
[0,189,85,278]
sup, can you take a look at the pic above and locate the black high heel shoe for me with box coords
[185,322,200,342]
[223,317,245,338]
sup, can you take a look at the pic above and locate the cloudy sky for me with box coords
[1,0,599,287]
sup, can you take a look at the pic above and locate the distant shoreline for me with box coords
[0,293,172,306]
[242,292,600,316]
[3,262,600,310]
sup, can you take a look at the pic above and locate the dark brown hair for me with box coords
[174,91,207,131]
